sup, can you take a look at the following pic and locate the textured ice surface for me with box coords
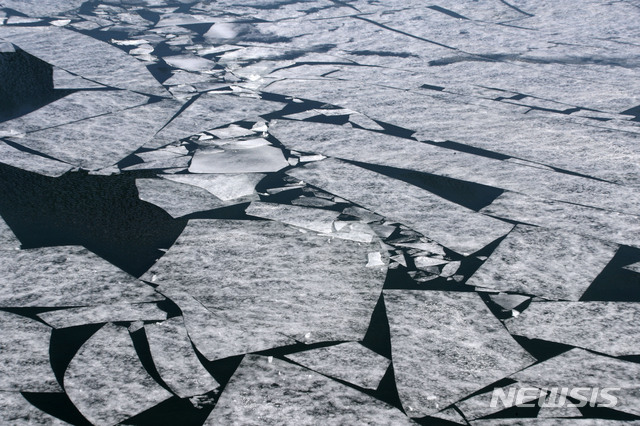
[284,342,390,390]
[136,178,226,218]
[245,201,339,233]
[0,246,161,307]
[383,290,535,417]
[0,391,69,425]
[0,311,60,392]
[466,225,618,300]
[161,173,263,201]
[289,158,513,255]
[64,323,172,426]
[481,192,640,247]
[142,220,386,359]
[505,301,640,356]
[513,349,640,416]
[38,302,167,328]
[189,144,288,174]
[2,0,640,423]
[206,354,413,425]
[145,316,220,398]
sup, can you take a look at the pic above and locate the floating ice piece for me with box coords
[623,261,640,274]
[383,290,535,417]
[0,246,161,307]
[38,303,167,329]
[270,120,640,216]
[141,220,386,360]
[189,145,288,174]
[284,342,389,390]
[414,256,448,269]
[488,293,531,311]
[136,178,227,218]
[162,173,264,201]
[0,26,167,96]
[289,159,512,255]
[0,0,84,16]
[0,140,72,177]
[440,261,461,277]
[163,54,216,72]
[504,301,640,356]
[513,349,640,417]
[333,221,376,243]
[150,93,283,148]
[65,323,172,426]
[0,391,68,425]
[245,201,339,233]
[456,381,541,420]
[0,90,151,135]
[145,316,220,398]
[52,67,105,89]
[366,251,385,268]
[466,225,617,300]
[204,23,238,40]
[0,311,60,392]
[0,216,19,249]
[205,355,413,425]
[207,124,255,139]
[156,287,295,362]
[7,99,181,171]
[481,192,640,248]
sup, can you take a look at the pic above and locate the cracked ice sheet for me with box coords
[161,173,264,201]
[480,191,640,248]
[0,26,167,97]
[0,391,69,425]
[245,201,339,234]
[37,302,167,329]
[0,311,60,392]
[287,158,512,255]
[148,93,284,149]
[64,323,172,426]
[383,290,535,417]
[0,89,152,135]
[136,178,227,218]
[0,246,161,307]
[7,99,181,171]
[0,0,84,16]
[189,145,288,174]
[0,141,73,177]
[266,79,640,186]
[512,348,640,417]
[465,225,617,300]
[145,316,219,398]
[269,120,640,216]
[283,342,389,390]
[141,220,386,360]
[504,302,640,356]
[205,354,413,425]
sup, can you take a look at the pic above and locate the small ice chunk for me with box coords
[366,252,385,267]
[245,201,339,234]
[488,293,530,310]
[190,145,288,174]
